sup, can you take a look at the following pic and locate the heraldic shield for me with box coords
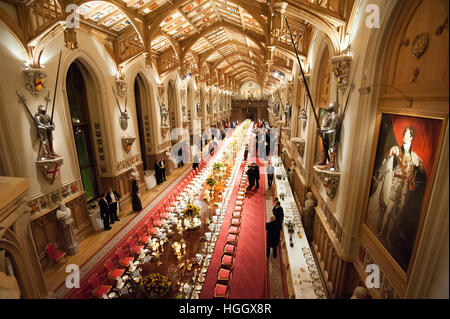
[37,157,64,184]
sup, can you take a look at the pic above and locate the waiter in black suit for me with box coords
[154,160,162,184]
[266,216,281,258]
[106,187,121,224]
[273,200,284,226]
[158,157,166,182]
[99,193,111,231]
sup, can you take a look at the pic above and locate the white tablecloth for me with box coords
[144,170,157,190]
[272,156,326,299]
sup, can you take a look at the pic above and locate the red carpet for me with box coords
[228,158,267,299]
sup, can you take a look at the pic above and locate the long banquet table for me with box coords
[108,123,252,299]
[271,156,327,299]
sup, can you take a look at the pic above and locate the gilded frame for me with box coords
[359,111,447,294]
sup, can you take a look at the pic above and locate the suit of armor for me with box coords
[317,101,340,170]
[34,105,59,160]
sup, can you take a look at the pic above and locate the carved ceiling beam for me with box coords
[180,21,265,61]
[198,40,264,69]
[176,7,201,34]
[210,0,223,23]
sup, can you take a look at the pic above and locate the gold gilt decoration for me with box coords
[122,136,136,153]
[411,33,429,58]
[314,167,340,198]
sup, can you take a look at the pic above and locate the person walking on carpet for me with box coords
[254,162,260,190]
[246,162,257,191]
[266,215,281,258]
[266,160,274,189]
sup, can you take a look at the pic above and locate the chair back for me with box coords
[104,258,114,272]
[88,275,100,290]
[127,236,135,248]
[137,228,143,238]
[45,243,56,257]
[115,248,124,261]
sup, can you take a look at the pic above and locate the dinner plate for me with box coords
[306,259,315,266]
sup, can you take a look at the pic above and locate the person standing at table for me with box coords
[266,160,274,189]
[99,193,111,231]
[266,216,281,258]
[273,200,284,225]
[244,144,249,161]
[106,187,121,224]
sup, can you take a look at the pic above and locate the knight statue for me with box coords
[34,105,60,160]
[317,101,340,171]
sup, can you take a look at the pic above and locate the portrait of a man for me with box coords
[365,114,442,272]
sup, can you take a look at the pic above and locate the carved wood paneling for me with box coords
[30,192,92,269]
[312,211,358,298]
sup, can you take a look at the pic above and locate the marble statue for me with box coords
[56,201,78,255]
[301,192,316,241]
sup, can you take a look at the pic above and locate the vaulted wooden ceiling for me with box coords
[6,0,354,92]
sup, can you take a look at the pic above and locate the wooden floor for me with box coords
[44,165,190,294]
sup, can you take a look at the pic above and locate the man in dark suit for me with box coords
[192,154,199,171]
[154,160,162,184]
[273,200,284,226]
[106,187,121,224]
[178,147,184,167]
[246,163,255,191]
[266,216,281,258]
[99,193,111,231]
[266,160,274,189]
[158,157,166,182]
[254,162,260,189]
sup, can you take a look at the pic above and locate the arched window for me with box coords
[66,61,99,201]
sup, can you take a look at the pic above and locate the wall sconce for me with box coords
[359,84,413,108]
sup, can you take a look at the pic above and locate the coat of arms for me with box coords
[122,136,136,153]
[24,68,47,97]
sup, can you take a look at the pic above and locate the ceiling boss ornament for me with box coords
[411,32,429,58]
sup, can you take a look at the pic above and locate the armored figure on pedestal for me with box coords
[317,101,340,171]
[34,105,60,160]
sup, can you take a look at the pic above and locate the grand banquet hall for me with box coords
[0,0,448,301]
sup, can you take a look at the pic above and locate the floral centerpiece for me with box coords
[183,203,200,219]
[183,203,201,229]
[206,177,217,188]
[213,162,225,172]
[139,272,171,298]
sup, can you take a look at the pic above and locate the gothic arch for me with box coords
[60,50,114,192]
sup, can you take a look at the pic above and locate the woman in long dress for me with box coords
[131,172,142,212]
